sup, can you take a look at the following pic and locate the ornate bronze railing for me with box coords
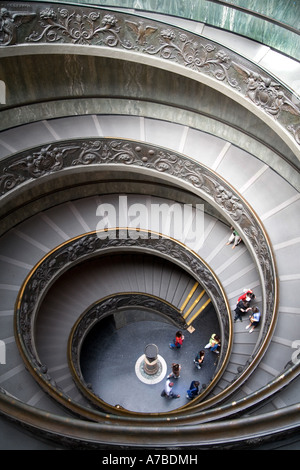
[3,135,277,356]
[15,229,232,417]
[0,0,298,449]
[2,136,280,416]
[0,136,297,446]
[2,138,277,344]
[0,2,299,155]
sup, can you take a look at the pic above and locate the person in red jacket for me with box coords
[237,289,256,304]
[169,330,185,349]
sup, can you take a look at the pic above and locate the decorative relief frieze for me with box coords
[26,8,127,47]
[0,5,36,46]
[0,143,79,194]
[232,62,300,119]
[0,2,299,147]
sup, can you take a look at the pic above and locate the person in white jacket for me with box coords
[161,379,180,398]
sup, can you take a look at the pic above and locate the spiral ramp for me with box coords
[0,1,299,450]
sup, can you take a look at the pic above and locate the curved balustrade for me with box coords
[0,2,299,156]
[1,138,278,343]
[0,382,299,449]
[9,224,299,442]
[0,149,297,446]
[5,137,280,414]
[0,0,299,450]
[15,230,231,417]
[26,0,300,59]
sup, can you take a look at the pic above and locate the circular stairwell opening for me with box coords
[78,302,221,413]
[31,249,229,416]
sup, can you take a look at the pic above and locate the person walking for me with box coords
[245,306,261,333]
[205,333,221,353]
[169,330,185,349]
[234,299,251,322]
[167,363,181,379]
[161,379,180,398]
[186,380,200,399]
[194,350,205,369]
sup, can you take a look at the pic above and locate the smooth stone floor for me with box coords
[80,306,220,413]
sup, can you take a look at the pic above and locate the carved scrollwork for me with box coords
[72,140,138,166]
[288,124,300,144]
[232,62,300,119]
[1,3,298,146]
[153,152,205,188]
[0,144,79,195]
[26,8,125,47]
[213,184,244,222]
[0,6,35,46]
[144,29,240,89]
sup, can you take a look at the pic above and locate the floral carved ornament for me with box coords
[0,3,299,147]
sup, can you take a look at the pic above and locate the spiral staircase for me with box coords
[0,1,299,450]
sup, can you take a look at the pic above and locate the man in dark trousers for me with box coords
[161,379,180,398]
[234,299,251,322]
[186,381,200,399]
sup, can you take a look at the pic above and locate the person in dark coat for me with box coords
[234,299,251,322]
[186,380,200,399]
[194,350,205,369]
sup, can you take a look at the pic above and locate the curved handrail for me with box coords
[5,137,279,417]
[15,229,233,418]
[0,2,299,155]
[0,136,297,444]
[3,137,277,377]
[0,383,299,448]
